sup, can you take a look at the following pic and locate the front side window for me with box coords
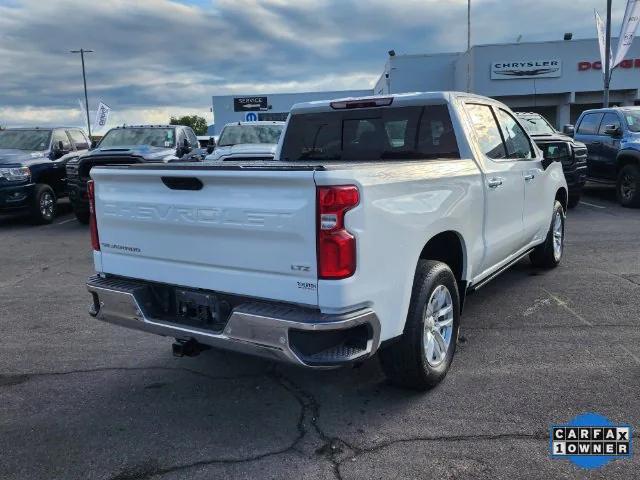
[598,113,621,134]
[99,128,175,148]
[577,113,604,135]
[185,128,198,147]
[0,129,51,151]
[68,130,89,149]
[218,124,283,146]
[465,103,506,160]
[624,110,640,132]
[52,130,72,150]
[496,109,533,159]
[280,105,460,162]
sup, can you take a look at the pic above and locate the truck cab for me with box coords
[204,121,284,161]
[0,127,89,223]
[67,124,204,223]
[84,92,567,391]
[572,107,640,207]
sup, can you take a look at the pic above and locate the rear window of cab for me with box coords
[280,105,460,161]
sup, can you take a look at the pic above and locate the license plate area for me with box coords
[173,288,231,332]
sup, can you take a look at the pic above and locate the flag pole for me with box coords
[604,0,612,107]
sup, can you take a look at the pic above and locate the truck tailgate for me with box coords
[91,167,319,306]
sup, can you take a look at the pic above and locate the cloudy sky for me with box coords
[0,0,630,130]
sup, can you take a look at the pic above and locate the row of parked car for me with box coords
[1,103,639,226]
[0,121,284,224]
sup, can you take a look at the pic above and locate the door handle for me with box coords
[487,178,503,189]
[524,173,535,181]
[591,141,602,145]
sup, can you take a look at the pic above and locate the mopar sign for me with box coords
[491,59,562,79]
[233,96,268,112]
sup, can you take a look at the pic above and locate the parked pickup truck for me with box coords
[205,121,284,161]
[570,107,640,207]
[67,124,204,223]
[85,92,567,390]
[0,127,89,223]
[515,112,587,208]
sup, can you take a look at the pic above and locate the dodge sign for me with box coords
[491,59,562,79]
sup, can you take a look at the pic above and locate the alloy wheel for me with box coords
[423,284,454,367]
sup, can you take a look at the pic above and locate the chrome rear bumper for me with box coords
[86,275,380,367]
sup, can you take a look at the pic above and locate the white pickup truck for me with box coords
[86,92,567,390]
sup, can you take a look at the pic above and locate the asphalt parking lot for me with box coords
[1,185,638,480]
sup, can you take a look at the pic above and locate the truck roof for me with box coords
[289,91,493,114]
[109,125,177,129]
[223,121,285,127]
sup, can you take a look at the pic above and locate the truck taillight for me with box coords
[317,185,359,279]
[88,180,100,251]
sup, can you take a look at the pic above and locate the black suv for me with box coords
[0,127,89,223]
[516,112,587,208]
[570,107,640,207]
[67,124,204,223]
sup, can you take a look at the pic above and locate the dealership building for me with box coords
[211,37,640,133]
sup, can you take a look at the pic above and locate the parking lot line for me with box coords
[620,345,640,366]
[55,218,75,225]
[541,288,594,327]
[579,201,607,209]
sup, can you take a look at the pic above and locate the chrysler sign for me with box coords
[491,59,562,79]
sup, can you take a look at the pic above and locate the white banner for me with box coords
[595,10,609,72]
[613,0,640,68]
[93,101,111,131]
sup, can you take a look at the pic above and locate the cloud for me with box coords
[0,0,629,128]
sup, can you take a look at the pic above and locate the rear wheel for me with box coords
[30,184,57,224]
[617,164,640,208]
[379,260,460,391]
[530,200,564,268]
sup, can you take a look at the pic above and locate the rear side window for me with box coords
[577,113,604,135]
[280,105,460,161]
[465,103,506,159]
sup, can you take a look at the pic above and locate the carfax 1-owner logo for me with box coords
[550,413,633,469]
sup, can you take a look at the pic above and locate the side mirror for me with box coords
[603,124,621,137]
[206,137,216,154]
[58,140,64,151]
[562,124,575,136]
[90,139,98,149]
[541,156,556,170]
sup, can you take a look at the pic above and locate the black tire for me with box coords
[379,260,460,391]
[530,200,564,269]
[73,208,90,224]
[567,193,580,209]
[30,184,57,225]
[616,163,640,208]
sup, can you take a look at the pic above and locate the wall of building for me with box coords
[388,38,640,128]
[211,89,372,134]
[376,52,460,95]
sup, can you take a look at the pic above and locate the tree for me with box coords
[169,115,208,135]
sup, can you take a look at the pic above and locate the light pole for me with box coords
[466,0,471,92]
[70,48,93,138]
[603,0,612,107]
